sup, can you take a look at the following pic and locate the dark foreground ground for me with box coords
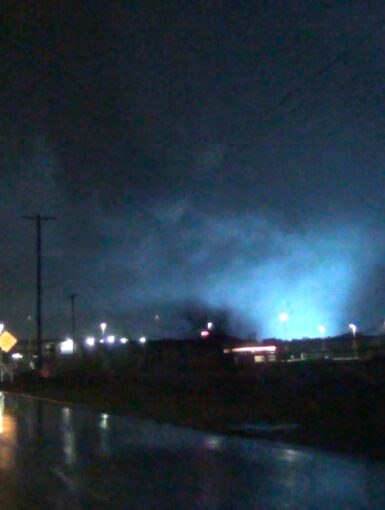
[3,392,385,509]
[2,357,385,460]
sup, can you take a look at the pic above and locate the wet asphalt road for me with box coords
[0,392,384,509]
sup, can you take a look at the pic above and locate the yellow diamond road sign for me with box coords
[0,331,18,353]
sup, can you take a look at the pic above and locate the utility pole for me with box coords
[23,214,56,372]
[69,293,77,341]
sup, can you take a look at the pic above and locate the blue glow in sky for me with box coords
[202,216,380,339]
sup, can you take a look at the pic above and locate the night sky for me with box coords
[3,1,385,340]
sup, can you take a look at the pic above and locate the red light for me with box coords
[201,330,209,337]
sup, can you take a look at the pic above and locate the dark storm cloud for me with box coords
[2,1,385,339]
[81,201,385,339]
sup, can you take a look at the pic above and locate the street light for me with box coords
[139,336,146,344]
[279,313,288,340]
[100,322,107,344]
[349,323,357,337]
[318,325,325,337]
[85,337,95,347]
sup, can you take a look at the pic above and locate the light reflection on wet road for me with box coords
[0,392,384,509]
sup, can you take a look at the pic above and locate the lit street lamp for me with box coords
[99,322,107,344]
[279,313,289,340]
[349,323,358,358]
[318,325,326,353]
[85,337,95,347]
[318,325,325,337]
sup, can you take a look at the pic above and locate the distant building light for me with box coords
[106,335,115,344]
[201,330,209,337]
[139,336,146,344]
[100,413,109,430]
[120,337,129,344]
[11,353,23,360]
[231,345,276,353]
[100,339,104,344]
[60,338,74,354]
[85,337,95,347]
